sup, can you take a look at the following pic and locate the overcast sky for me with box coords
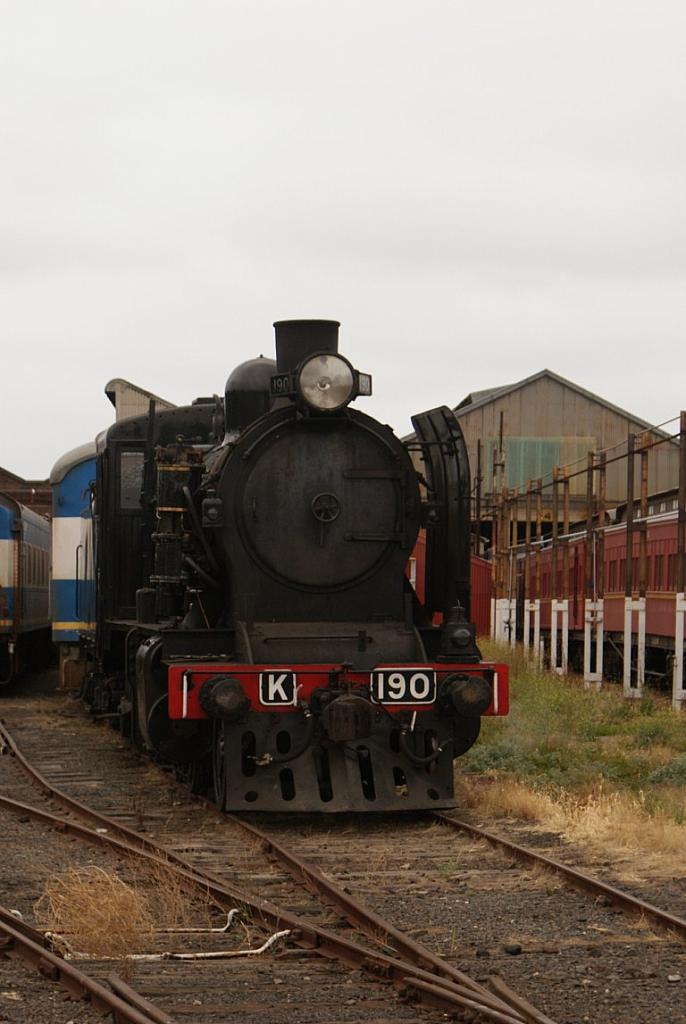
[2,1,684,479]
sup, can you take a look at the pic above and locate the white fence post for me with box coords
[550,599,569,675]
[494,598,516,646]
[623,597,646,698]
[583,599,604,689]
[673,593,686,711]
[523,599,540,661]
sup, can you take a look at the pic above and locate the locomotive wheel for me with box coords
[123,629,147,750]
[212,722,227,810]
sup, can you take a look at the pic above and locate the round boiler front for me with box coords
[222,413,420,591]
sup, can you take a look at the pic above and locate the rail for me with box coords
[435,813,686,941]
[0,717,542,1024]
[0,905,173,1024]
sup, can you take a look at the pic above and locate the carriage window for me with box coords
[120,452,145,510]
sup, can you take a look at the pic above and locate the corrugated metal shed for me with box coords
[105,379,175,422]
[406,369,680,517]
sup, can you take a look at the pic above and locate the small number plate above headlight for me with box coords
[370,669,437,705]
[270,372,294,397]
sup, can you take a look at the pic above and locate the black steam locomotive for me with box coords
[85,320,508,811]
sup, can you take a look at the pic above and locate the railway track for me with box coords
[0,903,173,1024]
[1,691,685,1023]
[0,702,545,1024]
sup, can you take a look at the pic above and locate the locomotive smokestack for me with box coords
[273,319,340,373]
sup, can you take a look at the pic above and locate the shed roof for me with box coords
[453,369,670,438]
[105,378,175,411]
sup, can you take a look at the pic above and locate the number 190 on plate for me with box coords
[370,669,437,705]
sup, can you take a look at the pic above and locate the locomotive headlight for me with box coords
[298,354,356,412]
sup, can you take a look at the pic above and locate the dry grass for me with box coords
[457,775,686,877]
[34,866,154,958]
[34,857,216,960]
[135,857,214,930]
[463,641,686,850]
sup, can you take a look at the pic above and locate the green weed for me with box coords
[465,641,686,824]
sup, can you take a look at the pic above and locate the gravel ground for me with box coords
[0,800,435,1024]
[260,814,686,1024]
[1,671,685,1023]
[0,674,438,1024]
[0,958,102,1024]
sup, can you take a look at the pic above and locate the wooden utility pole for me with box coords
[491,446,499,595]
[585,452,594,601]
[525,481,532,606]
[639,432,649,597]
[625,434,635,597]
[597,452,607,597]
[474,438,482,555]
[679,412,686,595]
[551,468,560,602]
[562,467,570,599]
[535,478,543,602]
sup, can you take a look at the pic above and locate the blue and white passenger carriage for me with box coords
[49,442,97,686]
[0,492,50,684]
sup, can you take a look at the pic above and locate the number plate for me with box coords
[270,373,294,397]
[370,669,437,705]
[259,671,297,706]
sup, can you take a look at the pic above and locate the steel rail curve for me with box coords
[0,718,535,1024]
[4,705,683,1019]
[433,812,686,942]
[0,790,525,1024]
[9,713,684,1015]
[225,813,559,1024]
[0,905,174,1024]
